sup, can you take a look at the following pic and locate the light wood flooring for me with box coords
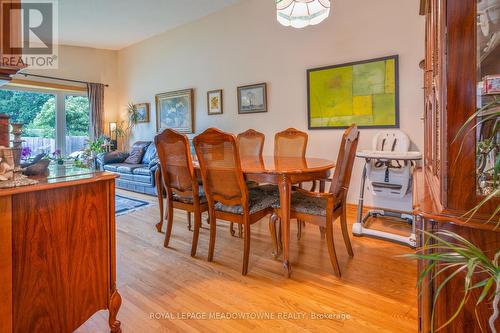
[77,190,417,333]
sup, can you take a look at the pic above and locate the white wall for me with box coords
[21,45,119,127]
[117,0,425,207]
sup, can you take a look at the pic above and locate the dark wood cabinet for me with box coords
[0,170,122,333]
[416,0,500,332]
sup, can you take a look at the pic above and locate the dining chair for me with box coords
[270,124,360,277]
[237,129,265,157]
[155,129,208,257]
[193,128,276,275]
[274,128,308,158]
[229,129,266,237]
[274,128,313,239]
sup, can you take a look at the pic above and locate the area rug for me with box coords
[115,194,151,216]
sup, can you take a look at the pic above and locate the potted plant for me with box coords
[405,231,499,332]
[111,103,140,151]
[407,99,499,332]
[52,149,64,165]
[20,147,32,162]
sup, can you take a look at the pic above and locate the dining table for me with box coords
[155,155,335,278]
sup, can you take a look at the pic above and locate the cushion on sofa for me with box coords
[133,167,152,176]
[104,163,144,174]
[103,164,119,172]
[142,144,157,165]
[124,146,145,164]
[98,151,129,165]
[116,163,145,174]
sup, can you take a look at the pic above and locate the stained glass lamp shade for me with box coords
[276,0,331,28]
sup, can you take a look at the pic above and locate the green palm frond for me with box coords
[404,230,500,332]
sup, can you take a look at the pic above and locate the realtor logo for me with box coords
[1,0,58,68]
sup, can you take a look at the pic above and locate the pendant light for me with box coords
[276,0,331,29]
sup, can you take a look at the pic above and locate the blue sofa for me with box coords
[97,141,159,195]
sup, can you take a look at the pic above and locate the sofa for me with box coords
[97,141,159,195]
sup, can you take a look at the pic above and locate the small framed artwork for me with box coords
[155,88,194,133]
[207,89,223,115]
[307,55,399,129]
[237,83,267,114]
[134,103,150,123]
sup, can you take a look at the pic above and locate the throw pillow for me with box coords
[124,146,145,164]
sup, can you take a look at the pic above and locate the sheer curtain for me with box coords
[87,83,105,139]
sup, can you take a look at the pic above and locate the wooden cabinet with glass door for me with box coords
[417,0,500,332]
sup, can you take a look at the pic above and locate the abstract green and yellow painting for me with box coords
[307,55,399,129]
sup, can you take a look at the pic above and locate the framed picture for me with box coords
[134,103,150,123]
[207,89,223,115]
[307,55,399,129]
[155,89,194,134]
[237,83,267,114]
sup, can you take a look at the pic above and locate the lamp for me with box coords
[109,122,117,151]
[276,0,331,29]
[109,122,117,140]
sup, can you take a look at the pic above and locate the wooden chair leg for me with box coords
[238,224,243,238]
[310,180,317,192]
[325,220,341,277]
[242,222,251,276]
[163,204,174,248]
[155,170,164,233]
[269,213,279,258]
[297,220,302,240]
[191,209,201,257]
[319,226,326,239]
[319,180,326,193]
[230,222,235,236]
[187,212,192,231]
[277,217,283,252]
[208,212,216,262]
[340,208,354,257]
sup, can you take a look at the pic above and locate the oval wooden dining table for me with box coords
[155,155,335,278]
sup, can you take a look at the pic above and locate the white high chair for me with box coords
[352,130,422,247]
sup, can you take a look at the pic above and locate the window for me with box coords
[0,87,90,156]
[65,95,90,155]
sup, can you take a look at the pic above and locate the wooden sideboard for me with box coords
[0,168,121,333]
[417,0,500,332]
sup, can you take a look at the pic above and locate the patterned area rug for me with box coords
[116,194,151,216]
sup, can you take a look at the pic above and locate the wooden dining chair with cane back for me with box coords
[228,129,267,238]
[274,128,313,239]
[270,124,359,277]
[194,128,276,275]
[155,129,208,257]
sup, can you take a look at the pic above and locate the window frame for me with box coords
[0,85,89,156]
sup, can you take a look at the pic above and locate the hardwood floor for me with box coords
[77,190,417,333]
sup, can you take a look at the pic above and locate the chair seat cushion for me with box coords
[133,167,152,176]
[172,186,207,204]
[215,186,277,215]
[245,180,260,188]
[273,192,341,216]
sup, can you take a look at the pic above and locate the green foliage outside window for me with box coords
[0,90,90,138]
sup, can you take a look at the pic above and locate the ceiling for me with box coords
[56,0,242,50]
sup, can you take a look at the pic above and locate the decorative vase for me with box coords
[10,122,24,171]
[57,159,64,165]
